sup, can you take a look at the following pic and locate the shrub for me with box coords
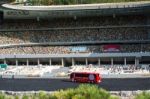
[38,91,49,99]
[14,95,19,99]
[52,84,119,99]
[134,92,150,99]
[0,84,119,99]
[0,92,6,99]
[22,95,29,99]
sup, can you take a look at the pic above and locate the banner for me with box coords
[103,44,120,52]
[70,47,87,53]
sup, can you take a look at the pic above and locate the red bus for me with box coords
[70,72,102,83]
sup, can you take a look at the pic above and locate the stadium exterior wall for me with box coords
[0,52,150,59]
[0,53,149,66]
[1,2,150,19]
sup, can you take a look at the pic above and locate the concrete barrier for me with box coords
[2,75,14,78]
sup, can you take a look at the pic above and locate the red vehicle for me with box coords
[70,72,102,83]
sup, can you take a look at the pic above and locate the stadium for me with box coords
[0,0,150,78]
[0,1,150,98]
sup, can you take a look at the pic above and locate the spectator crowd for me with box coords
[0,44,150,54]
[0,15,149,54]
[0,15,146,29]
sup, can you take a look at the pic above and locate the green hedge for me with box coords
[0,84,119,99]
[0,85,150,99]
[52,84,119,99]
[134,91,150,99]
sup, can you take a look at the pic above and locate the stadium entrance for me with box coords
[0,56,150,67]
[0,11,4,25]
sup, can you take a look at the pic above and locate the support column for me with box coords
[137,58,139,67]
[72,58,75,66]
[26,59,29,66]
[134,58,137,70]
[98,58,101,66]
[147,16,150,39]
[15,59,18,66]
[124,58,127,67]
[37,59,40,66]
[62,58,64,67]
[135,58,139,67]
[49,58,52,66]
[111,58,114,67]
[148,28,150,39]
[135,58,136,66]
[85,58,88,66]
[4,59,6,64]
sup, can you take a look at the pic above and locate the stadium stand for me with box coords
[0,65,149,78]
[0,44,150,54]
[0,1,150,78]
[0,28,148,45]
[0,16,146,29]
[0,15,149,54]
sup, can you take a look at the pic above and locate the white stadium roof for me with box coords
[2,1,150,11]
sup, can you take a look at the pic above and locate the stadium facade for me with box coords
[0,1,150,67]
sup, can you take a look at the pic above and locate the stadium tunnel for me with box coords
[0,11,4,25]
